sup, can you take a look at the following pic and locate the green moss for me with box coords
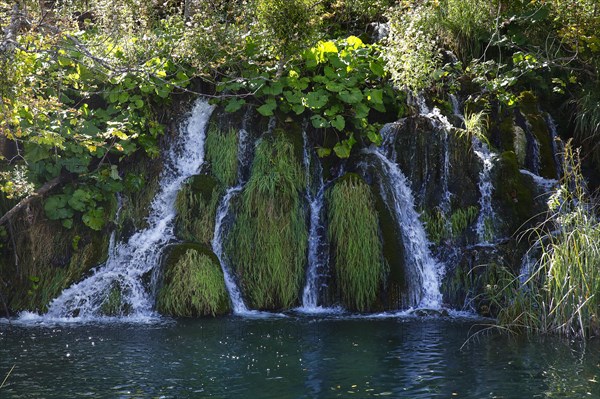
[157,244,230,317]
[226,134,307,310]
[327,173,386,312]
[205,124,239,187]
[175,174,221,245]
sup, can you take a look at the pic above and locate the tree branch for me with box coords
[0,175,64,226]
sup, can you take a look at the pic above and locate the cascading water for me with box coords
[415,93,454,212]
[42,99,214,320]
[450,94,497,244]
[365,125,444,309]
[211,120,266,316]
[545,113,564,179]
[212,186,249,315]
[298,131,331,313]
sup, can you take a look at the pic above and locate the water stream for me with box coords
[366,126,444,309]
[38,99,214,321]
[298,131,331,313]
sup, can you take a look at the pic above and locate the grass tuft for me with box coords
[157,246,230,317]
[327,173,386,312]
[226,133,307,310]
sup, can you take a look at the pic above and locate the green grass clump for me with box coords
[327,173,385,312]
[423,205,478,244]
[226,133,307,310]
[175,175,221,245]
[495,143,600,337]
[157,246,230,317]
[205,124,239,187]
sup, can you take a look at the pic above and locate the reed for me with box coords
[327,173,385,312]
[226,133,307,310]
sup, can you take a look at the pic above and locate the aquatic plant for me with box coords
[226,133,307,310]
[327,173,386,312]
[157,246,230,317]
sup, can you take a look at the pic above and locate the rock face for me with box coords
[0,96,560,317]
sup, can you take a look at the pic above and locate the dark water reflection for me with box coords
[1,317,598,398]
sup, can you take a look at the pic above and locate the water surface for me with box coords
[1,316,598,398]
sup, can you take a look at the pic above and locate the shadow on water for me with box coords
[1,316,599,398]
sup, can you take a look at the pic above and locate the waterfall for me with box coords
[298,131,331,313]
[212,186,249,315]
[365,126,444,309]
[417,94,454,212]
[472,136,497,244]
[42,99,214,320]
[544,113,564,179]
[450,95,497,244]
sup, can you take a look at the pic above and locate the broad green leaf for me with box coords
[346,36,364,49]
[225,98,246,113]
[365,89,383,104]
[339,88,363,104]
[330,114,345,131]
[311,115,329,129]
[369,60,385,77]
[257,99,277,116]
[305,91,329,109]
[316,147,332,157]
[333,141,351,158]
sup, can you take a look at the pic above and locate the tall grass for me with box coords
[498,142,600,337]
[205,124,239,187]
[157,247,230,317]
[174,175,221,245]
[328,173,386,312]
[226,133,307,310]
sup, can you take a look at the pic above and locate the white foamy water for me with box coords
[366,125,444,309]
[35,99,214,322]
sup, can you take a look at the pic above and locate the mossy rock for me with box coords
[157,243,230,317]
[226,133,307,310]
[492,151,536,236]
[327,173,386,312]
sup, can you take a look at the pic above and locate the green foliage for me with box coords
[385,4,442,92]
[255,0,322,57]
[205,125,239,187]
[175,175,221,246]
[157,246,230,317]
[219,35,401,157]
[327,173,385,312]
[226,133,307,310]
